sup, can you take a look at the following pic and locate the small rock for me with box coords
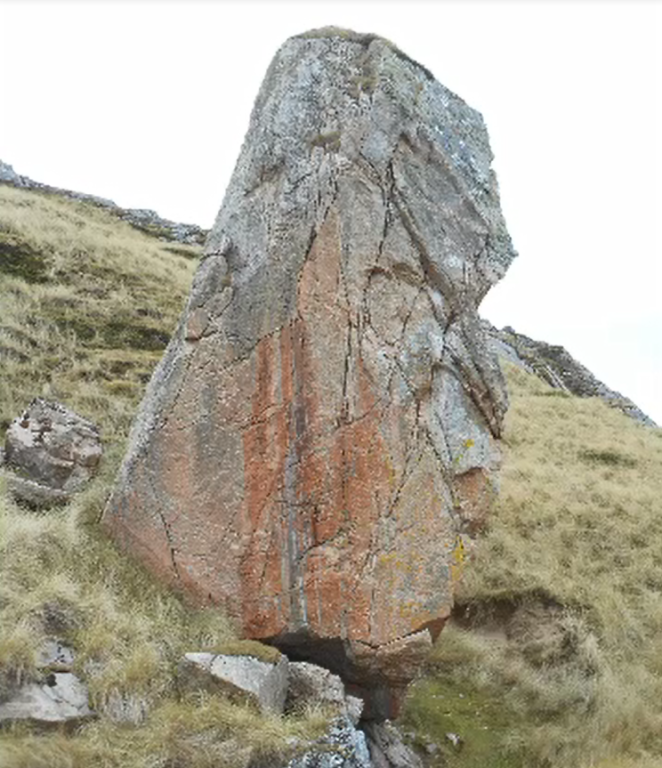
[4,398,102,508]
[286,661,364,725]
[178,651,288,715]
[0,672,93,724]
[38,639,74,672]
[4,475,71,509]
[100,690,149,724]
[363,721,423,768]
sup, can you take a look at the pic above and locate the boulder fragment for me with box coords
[362,721,423,768]
[104,28,516,718]
[178,651,289,715]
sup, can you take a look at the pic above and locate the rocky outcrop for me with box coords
[3,399,102,508]
[287,716,372,768]
[486,323,656,425]
[103,28,516,719]
[0,160,207,245]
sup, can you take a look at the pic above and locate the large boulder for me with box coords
[4,398,102,507]
[103,28,515,718]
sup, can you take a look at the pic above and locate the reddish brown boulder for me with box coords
[103,28,516,719]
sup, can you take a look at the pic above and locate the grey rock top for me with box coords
[0,159,207,245]
[203,26,515,351]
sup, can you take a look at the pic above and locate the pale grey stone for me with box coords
[179,652,289,715]
[38,639,74,672]
[0,672,93,724]
[5,399,102,498]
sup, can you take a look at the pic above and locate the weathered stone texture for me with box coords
[103,28,516,718]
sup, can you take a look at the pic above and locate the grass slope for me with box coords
[2,182,661,768]
[403,365,662,768]
[0,184,328,767]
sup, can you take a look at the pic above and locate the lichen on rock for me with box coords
[103,28,516,719]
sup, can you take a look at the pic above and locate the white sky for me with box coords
[1,0,660,424]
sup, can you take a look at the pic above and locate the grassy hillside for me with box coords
[403,365,662,768]
[1,181,661,768]
[0,185,328,767]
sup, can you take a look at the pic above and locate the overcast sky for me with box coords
[1,0,660,424]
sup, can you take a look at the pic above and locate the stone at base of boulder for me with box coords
[4,473,71,509]
[273,627,438,721]
[286,662,364,725]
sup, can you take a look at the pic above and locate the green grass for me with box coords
[402,364,662,768]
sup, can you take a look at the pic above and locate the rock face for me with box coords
[4,399,102,507]
[103,28,516,718]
